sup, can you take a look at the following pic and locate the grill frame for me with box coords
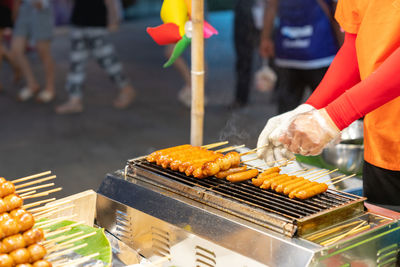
[127,157,366,237]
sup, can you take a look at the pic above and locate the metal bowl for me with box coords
[341,120,363,144]
[321,144,364,174]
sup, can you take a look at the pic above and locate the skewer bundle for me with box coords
[146,142,243,179]
[0,172,103,267]
[251,167,352,200]
[147,143,355,200]
[0,172,59,267]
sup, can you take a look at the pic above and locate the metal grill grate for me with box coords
[129,158,362,220]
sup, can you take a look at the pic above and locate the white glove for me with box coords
[257,104,315,165]
[280,108,341,156]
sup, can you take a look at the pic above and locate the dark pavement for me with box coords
[0,11,277,199]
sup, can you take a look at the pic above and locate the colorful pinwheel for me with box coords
[146,0,218,67]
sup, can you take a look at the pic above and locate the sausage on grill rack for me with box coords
[157,146,205,167]
[260,174,289,190]
[146,144,192,163]
[252,172,279,187]
[275,176,304,193]
[288,181,319,199]
[201,152,241,177]
[226,169,259,183]
[283,179,308,195]
[215,166,247,179]
[295,183,328,199]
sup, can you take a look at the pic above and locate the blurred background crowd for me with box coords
[0,0,342,197]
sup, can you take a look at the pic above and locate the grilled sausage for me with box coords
[288,181,319,199]
[225,152,241,168]
[227,169,259,183]
[156,147,193,166]
[261,174,289,190]
[270,175,295,191]
[295,183,328,199]
[186,155,222,176]
[146,144,192,162]
[275,176,304,193]
[159,146,206,168]
[201,161,221,177]
[252,172,279,187]
[283,179,308,195]
[202,152,242,177]
[260,167,281,176]
[215,166,247,179]
[178,150,219,172]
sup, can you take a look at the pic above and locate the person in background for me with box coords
[56,0,136,114]
[257,0,400,211]
[260,0,341,113]
[232,0,264,108]
[11,0,55,103]
[0,0,21,93]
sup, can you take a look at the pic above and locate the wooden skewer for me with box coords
[328,174,357,186]
[308,168,339,181]
[30,198,74,214]
[16,183,55,194]
[32,205,61,217]
[43,231,85,246]
[239,144,269,156]
[306,220,360,241]
[46,242,75,254]
[19,190,36,198]
[202,141,229,149]
[45,227,73,239]
[22,187,62,199]
[302,168,327,177]
[45,221,85,239]
[54,252,100,267]
[240,156,259,163]
[323,174,347,184]
[35,214,77,229]
[287,168,315,176]
[55,231,97,246]
[15,175,57,189]
[46,243,88,260]
[23,198,56,210]
[11,171,52,184]
[321,221,368,246]
[35,204,75,219]
[216,144,245,153]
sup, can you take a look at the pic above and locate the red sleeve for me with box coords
[306,33,361,109]
[326,45,400,130]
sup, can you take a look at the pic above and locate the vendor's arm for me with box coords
[306,32,361,109]
[325,45,400,129]
[280,45,400,155]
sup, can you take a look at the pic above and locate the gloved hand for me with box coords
[257,104,315,165]
[279,108,341,156]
